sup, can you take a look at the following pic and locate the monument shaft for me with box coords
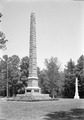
[29,12,37,78]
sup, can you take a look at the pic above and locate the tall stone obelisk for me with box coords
[14,12,50,100]
[25,12,41,94]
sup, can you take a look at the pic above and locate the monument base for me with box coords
[17,93,50,100]
[74,94,80,99]
[25,86,41,94]
[13,86,50,101]
[13,93,50,101]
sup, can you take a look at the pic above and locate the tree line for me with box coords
[0,55,84,98]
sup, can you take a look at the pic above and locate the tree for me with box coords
[8,55,20,96]
[38,57,61,98]
[63,59,76,98]
[18,56,29,93]
[76,55,84,98]
[20,56,29,78]
[58,71,65,97]
[0,32,8,50]
[0,14,8,96]
[0,55,21,96]
[0,14,8,95]
[37,67,50,94]
[0,13,8,50]
[0,55,9,96]
[0,13,2,22]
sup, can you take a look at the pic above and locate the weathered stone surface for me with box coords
[29,12,37,78]
[26,12,41,93]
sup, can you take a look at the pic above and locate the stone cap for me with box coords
[25,86,41,90]
[28,76,38,80]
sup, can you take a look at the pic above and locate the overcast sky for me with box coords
[0,0,84,70]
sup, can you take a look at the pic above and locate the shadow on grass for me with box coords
[44,108,84,120]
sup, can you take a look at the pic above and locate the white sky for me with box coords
[0,0,84,70]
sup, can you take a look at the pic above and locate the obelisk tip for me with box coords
[31,11,35,16]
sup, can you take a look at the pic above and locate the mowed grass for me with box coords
[0,99,84,120]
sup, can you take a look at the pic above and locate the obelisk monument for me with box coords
[25,12,41,94]
[13,12,50,100]
[74,77,80,99]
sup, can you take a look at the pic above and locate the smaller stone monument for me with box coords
[74,77,80,99]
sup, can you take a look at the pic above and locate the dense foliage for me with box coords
[0,55,84,98]
[76,55,84,98]
[63,59,76,98]
[38,57,64,98]
[0,13,8,96]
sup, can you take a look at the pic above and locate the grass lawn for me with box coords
[0,99,84,120]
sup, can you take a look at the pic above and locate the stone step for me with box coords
[11,94,51,101]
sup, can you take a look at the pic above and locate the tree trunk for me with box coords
[53,94,54,98]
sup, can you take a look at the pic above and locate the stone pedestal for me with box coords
[74,93,79,99]
[25,77,41,95]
